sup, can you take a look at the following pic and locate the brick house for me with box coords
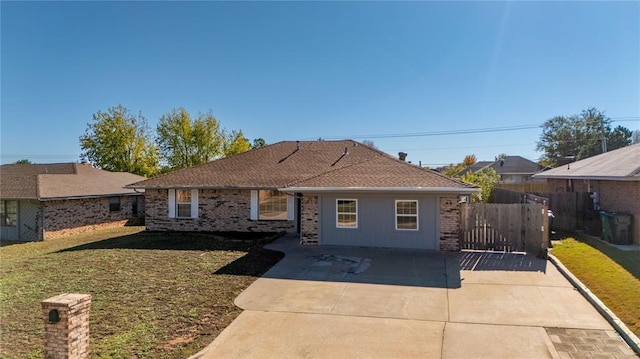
[127,140,478,251]
[0,162,145,241]
[533,143,640,244]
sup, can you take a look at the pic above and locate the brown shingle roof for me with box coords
[128,140,476,191]
[0,163,145,200]
[289,155,473,189]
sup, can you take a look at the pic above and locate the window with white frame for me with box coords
[259,190,288,220]
[336,199,357,228]
[168,189,198,219]
[395,200,418,230]
[0,200,18,227]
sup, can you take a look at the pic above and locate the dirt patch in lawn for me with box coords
[0,227,284,359]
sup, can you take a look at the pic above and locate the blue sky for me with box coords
[2,1,639,167]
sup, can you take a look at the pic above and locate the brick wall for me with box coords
[439,196,460,251]
[593,180,640,244]
[547,178,640,244]
[144,189,295,233]
[43,195,142,240]
[300,195,319,245]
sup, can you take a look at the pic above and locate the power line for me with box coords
[315,124,541,140]
[312,118,638,141]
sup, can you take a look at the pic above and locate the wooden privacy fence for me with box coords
[459,203,549,254]
[492,188,596,233]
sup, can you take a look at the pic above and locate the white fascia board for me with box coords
[279,187,480,194]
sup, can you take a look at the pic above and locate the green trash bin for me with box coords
[599,211,613,243]
[611,213,633,245]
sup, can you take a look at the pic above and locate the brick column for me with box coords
[439,196,460,251]
[41,293,91,359]
[300,195,319,245]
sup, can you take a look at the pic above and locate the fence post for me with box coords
[41,293,92,359]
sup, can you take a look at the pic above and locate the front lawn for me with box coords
[551,234,640,337]
[0,227,284,359]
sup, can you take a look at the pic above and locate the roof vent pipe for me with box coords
[343,147,349,155]
[398,152,407,161]
[296,141,300,150]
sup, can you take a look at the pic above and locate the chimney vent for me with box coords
[343,147,349,156]
[398,152,408,161]
[296,141,300,150]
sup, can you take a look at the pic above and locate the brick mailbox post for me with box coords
[41,293,92,359]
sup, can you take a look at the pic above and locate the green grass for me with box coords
[0,227,284,358]
[551,234,640,337]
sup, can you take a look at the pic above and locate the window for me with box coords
[168,189,198,219]
[396,200,418,230]
[109,197,120,212]
[176,189,192,218]
[336,199,357,228]
[0,200,18,227]
[259,190,288,220]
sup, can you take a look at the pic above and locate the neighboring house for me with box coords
[458,156,546,183]
[0,162,146,241]
[533,143,640,245]
[127,140,478,251]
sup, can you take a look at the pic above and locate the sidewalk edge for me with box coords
[548,253,640,355]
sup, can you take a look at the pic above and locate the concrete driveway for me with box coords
[192,235,636,359]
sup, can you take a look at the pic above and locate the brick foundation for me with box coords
[41,293,91,359]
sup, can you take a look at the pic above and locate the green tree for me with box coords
[80,105,159,176]
[537,108,632,167]
[222,130,251,157]
[252,138,267,149]
[460,167,500,203]
[15,159,32,164]
[156,108,224,169]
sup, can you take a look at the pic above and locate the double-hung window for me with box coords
[0,200,18,227]
[336,199,357,228]
[395,200,418,230]
[176,190,192,218]
[168,189,199,219]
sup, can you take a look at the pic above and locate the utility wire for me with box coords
[313,119,638,141]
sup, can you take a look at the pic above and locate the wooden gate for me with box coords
[459,203,549,254]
